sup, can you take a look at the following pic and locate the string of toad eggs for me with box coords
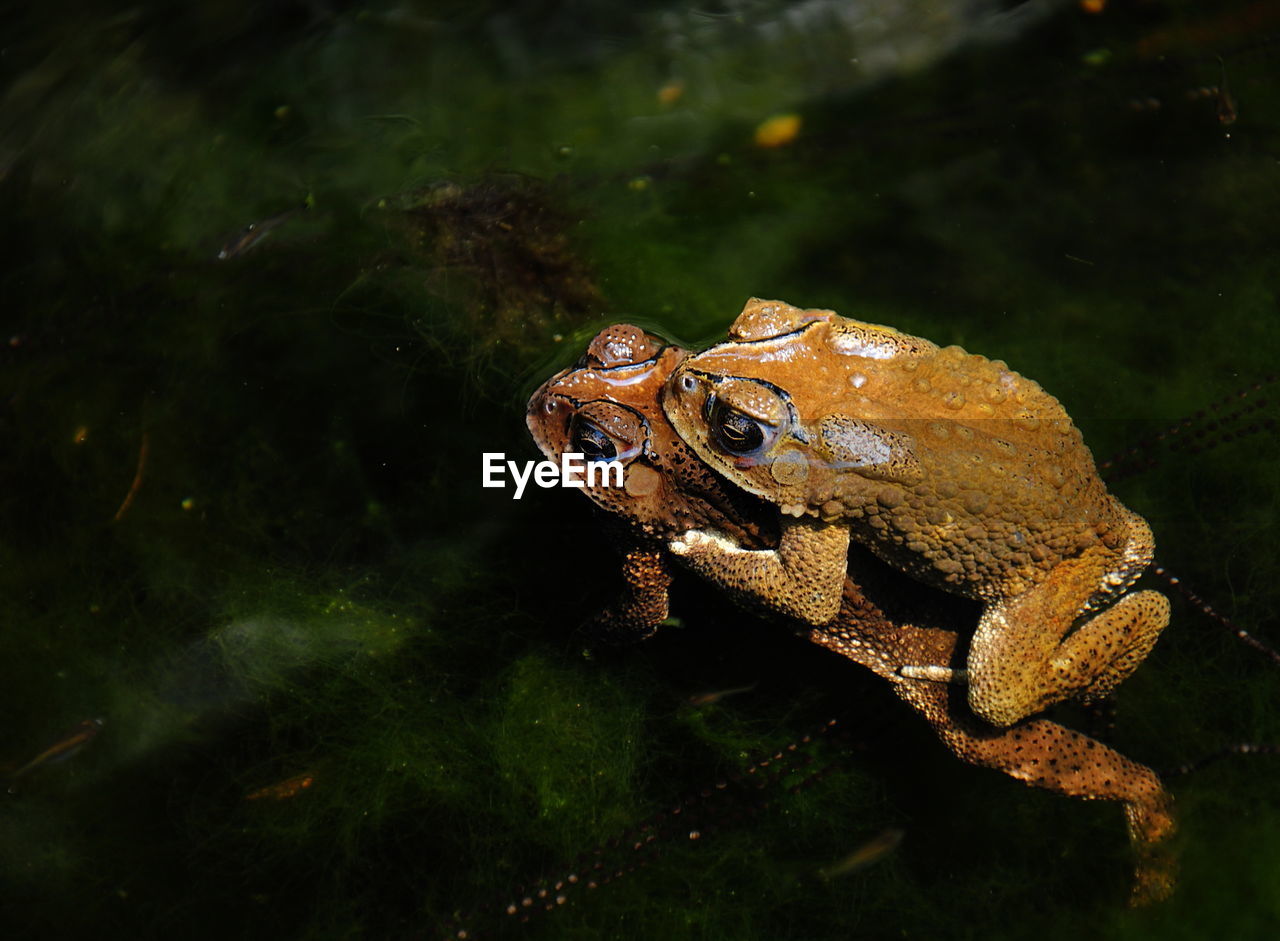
[1098,374,1280,669]
[442,718,859,940]
[444,374,1280,940]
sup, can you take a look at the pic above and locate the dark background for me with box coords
[3,1,1278,938]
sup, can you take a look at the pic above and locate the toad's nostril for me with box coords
[680,376,697,393]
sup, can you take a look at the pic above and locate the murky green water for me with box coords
[3,2,1279,938]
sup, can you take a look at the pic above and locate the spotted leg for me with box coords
[902,678,1176,905]
[807,581,1176,905]
[590,546,674,643]
[668,516,851,625]
[968,560,1169,727]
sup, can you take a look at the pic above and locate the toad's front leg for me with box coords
[668,515,850,625]
[590,546,674,643]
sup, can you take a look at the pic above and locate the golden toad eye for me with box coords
[711,403,765,455]
[569,418,617,462]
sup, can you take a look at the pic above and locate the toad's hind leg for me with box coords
[898,679,1177,904]
[968,557,1170,728]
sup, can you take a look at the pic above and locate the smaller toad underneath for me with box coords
[663,298,1170,727]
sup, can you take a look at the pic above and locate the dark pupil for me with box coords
[715,409,764,454]
[574,422,617,461]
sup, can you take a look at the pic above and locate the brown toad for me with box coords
[526,324,1175,903]
[662,298,1170,727]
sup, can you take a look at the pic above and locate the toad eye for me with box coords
[570,418,617,462]
[711,403,766,455]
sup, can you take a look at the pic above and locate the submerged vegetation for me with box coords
[2,1,1279,938]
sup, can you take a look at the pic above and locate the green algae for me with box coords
[3,1,1280,939]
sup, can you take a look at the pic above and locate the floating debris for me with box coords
[817,827,905,880]
[112,432,149,523]
[246,772,316,801]
[217,205,307,260]
[686,683,758,707]
[7,718,105,792]
[754,113,802,148]
[374,177,605,367]
[657,80,685,106]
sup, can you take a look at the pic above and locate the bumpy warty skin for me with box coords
[661,299,1169,729]
[526,322,1175,904]
[665,298,1128,600]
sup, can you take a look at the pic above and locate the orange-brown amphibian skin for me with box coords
[662,298,1170,728]
[527,324,1175,904]
[526,325,777,641]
